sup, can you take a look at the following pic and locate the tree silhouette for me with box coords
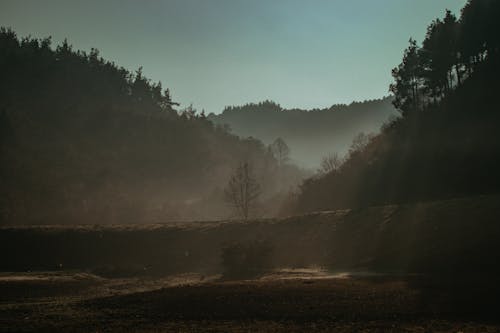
[348,132,374,156]
[390,2,499,115]
[270,138,290,167]
[319,153,344,175]
[390,39,424,113]
[295,0,500,213]
[224,162,261,220]
[421,10,460,98]
[0,28,300,224]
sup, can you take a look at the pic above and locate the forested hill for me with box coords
[294,0,500,213]
[0,28,304,225]
[208,98,397,168]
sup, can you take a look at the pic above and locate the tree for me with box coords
[348,132,373,156]
[459,0,499,67]
[319,152,344,174]
[296,0,500,214]
[179,104,197,119]
[1,29,304,224]
[270,137,290,167]
[224,162,261,220]
[390,38,425,113]
[421,10,460,96]
[390,3,499,116]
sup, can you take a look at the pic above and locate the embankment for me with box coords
[1,195,500,277]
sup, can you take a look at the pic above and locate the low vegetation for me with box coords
[221,241,273,279]
[2,195,500,278]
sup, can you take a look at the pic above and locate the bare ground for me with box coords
[1,270,499,332]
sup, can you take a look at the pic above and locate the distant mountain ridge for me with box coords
[208,97,397,168]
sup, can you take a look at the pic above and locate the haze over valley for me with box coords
[2,0,500,332]
[209,97,397,168]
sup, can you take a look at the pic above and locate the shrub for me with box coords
[221,241,273,279]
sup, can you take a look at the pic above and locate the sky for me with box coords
[0,0,468,114]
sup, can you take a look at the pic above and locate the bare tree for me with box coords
[224,162,261,220]
[319,152,344,174]
[270,137,290,167]
[348,132,374,155]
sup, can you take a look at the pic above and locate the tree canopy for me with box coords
[0,28,304,224]
[295,0,500,213]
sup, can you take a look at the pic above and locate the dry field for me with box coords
[1,269,499,333]
[2,196,500,332]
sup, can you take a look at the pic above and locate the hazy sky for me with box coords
[1,0,467,113]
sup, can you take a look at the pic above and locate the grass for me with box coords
[1,271,500,332]
[2,194,500,331]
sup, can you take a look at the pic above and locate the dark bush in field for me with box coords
[221,241,273,279]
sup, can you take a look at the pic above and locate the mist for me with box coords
[2,0,500,332]
[208,98,397,168]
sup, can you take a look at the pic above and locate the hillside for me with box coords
[208,98,397,168]
[2,194,499,276]
[295,2,500,212]
[3,194,500,331]
[0,29,305,225]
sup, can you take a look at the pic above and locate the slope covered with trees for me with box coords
[295,0,500,212]
[208,98,397,168]
[0,29,304,225]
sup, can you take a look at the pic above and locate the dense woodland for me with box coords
[208,98,396,168]
[295,0,500,212]
[0,29,304,225]
[1,0,498,224]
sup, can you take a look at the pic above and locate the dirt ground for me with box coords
[1,269,499,333]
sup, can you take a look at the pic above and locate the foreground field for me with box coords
[1,270,500,333]
[2,196,500,332]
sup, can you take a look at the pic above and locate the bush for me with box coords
[221,241,273,279]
